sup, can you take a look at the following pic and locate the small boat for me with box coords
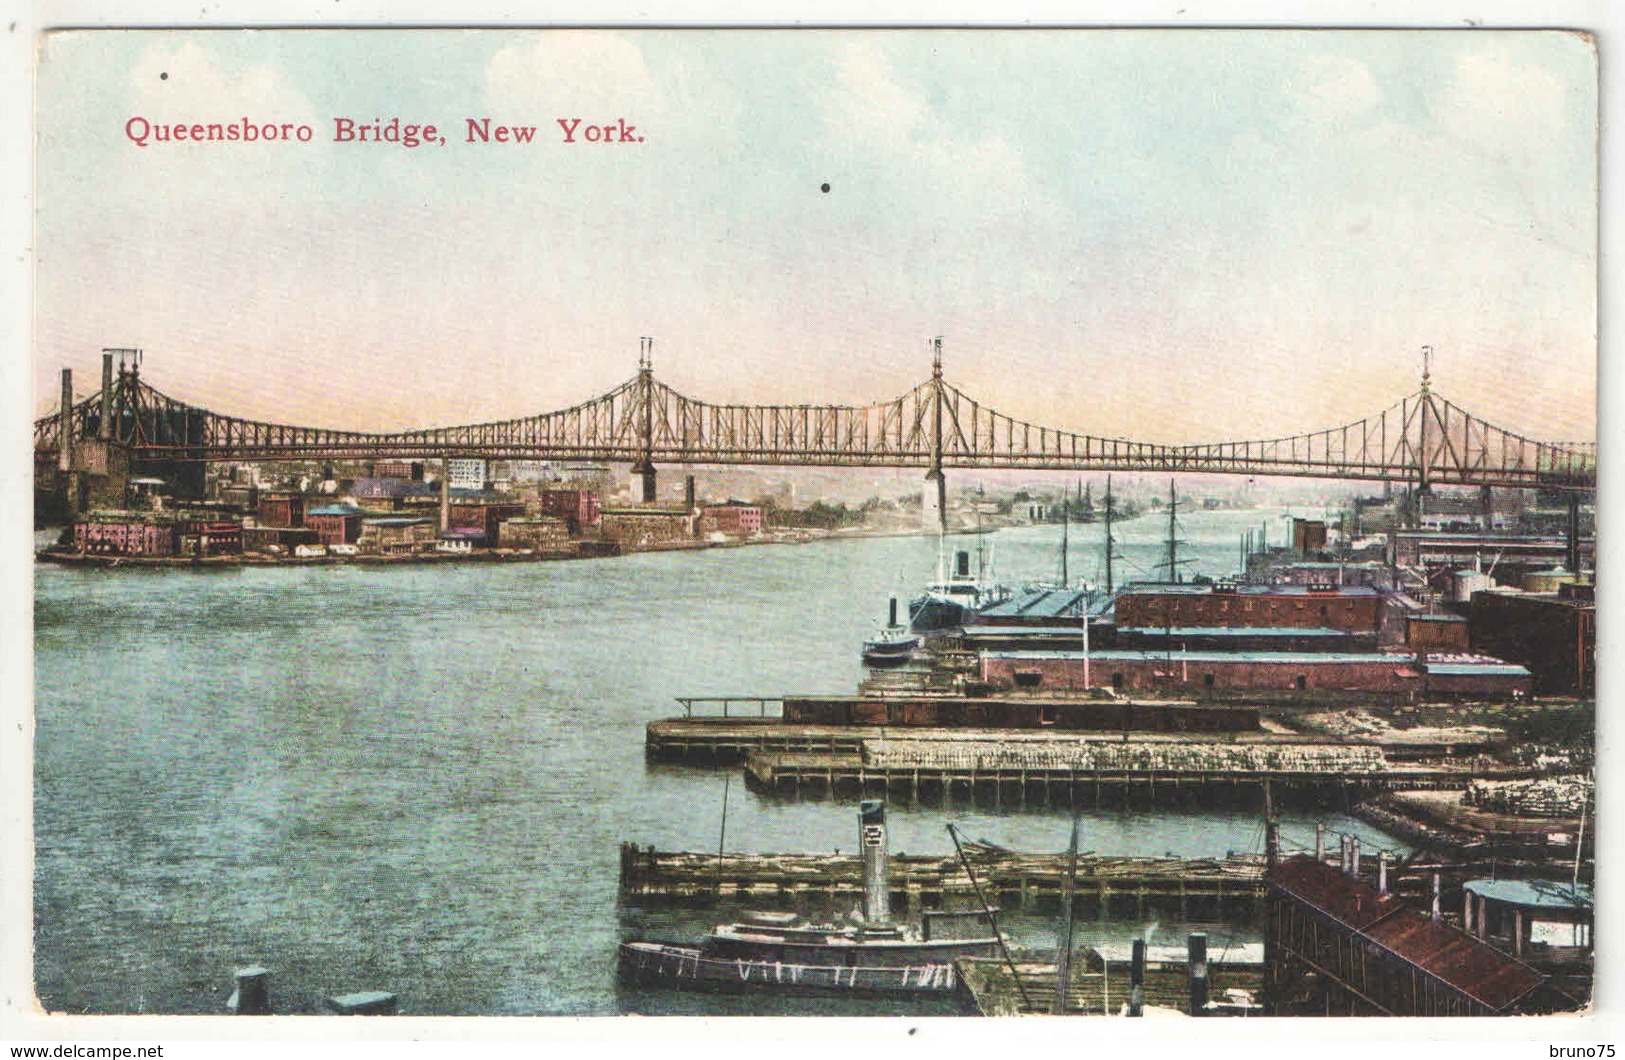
[861,596,920,667]
[618,802,1002,996]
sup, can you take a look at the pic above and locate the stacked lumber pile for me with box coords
[1465,774,1592,818]
[861,738,1387,775]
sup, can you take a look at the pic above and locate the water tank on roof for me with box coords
[1452,569,1495,603]
[1523,568,1576,594]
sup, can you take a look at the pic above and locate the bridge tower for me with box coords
[922,337,946,532]
[630,337,657,503]
[42,349,142,523]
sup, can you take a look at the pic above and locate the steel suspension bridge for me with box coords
[36,342,1597,505]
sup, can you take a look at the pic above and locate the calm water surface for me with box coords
[33,508,1399,1016]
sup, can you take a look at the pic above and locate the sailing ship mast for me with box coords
[1166,480,1180,584]
[1158,479,1191,584]
[1060,482,1070,587]
[1104,475,1116,596]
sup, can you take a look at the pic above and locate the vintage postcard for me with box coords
[10,21,1605,1051]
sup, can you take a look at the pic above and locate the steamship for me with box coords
[617,802,1002,996]
[861,546,1011,668]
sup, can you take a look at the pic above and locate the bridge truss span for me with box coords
[35,357,1596,492]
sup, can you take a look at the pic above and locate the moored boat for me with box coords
[618,801,1001,996]
[861,596,920,667]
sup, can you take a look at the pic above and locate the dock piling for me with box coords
[1188,933,1209,1016]
[1128,938,1146,1017]
[230,967,270,1015]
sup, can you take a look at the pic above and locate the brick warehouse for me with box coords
[979,649,1531,701]
[1114,583,1384,635]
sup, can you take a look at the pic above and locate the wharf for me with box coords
[738,736,1488,804]
[648,714,1324,766]
[955,949,1264,1017]
[648,718,864,763]
[621,843,1269,919]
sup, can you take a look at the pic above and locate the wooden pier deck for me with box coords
[739,737,1479,804]
[955,951,1264,1017]
[647,718,867,763]
[619,843,1270,919]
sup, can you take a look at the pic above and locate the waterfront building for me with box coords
[372,460,425,481]
[1469,586,1596,695]
[698,503,765,537]
[1405,614,1470,652]
[599,505,697,549]
[447,458,487,490]
[498,516,574,555]
[1270,562,1393,589]
[216,483,259,511]
[256,491,306,529]
[243,526,320,552]
[174,519,243,556]
[350,478,438,510]
[447,500,527,544]
[538,488,602,533]
[70,513,177,556]
[306,503,368,547]
[357,516,438,553]
[1114,583,1385,636]
[977,648,1531,701]
[436,532,478,553]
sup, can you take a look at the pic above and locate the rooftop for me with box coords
[979,588,1090,620]
[1122,583,1379,598]
[1266,856,1543,1013]
[1114,626,1357,638]
[1464,879,1593,912]
[988,649,1421,665]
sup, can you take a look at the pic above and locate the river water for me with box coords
[32,506,1401,1016]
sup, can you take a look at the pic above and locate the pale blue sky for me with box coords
[32,29,1597,444]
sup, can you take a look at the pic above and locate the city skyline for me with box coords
[32,29,1597,447]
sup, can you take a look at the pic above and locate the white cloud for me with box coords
[1289,53,1382,125]
[1438,40,1574,139]
[817,40,1042,225]
[484,31,666,120]
[127,40,318,126]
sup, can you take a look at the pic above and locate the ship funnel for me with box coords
[859,800,890,923]
[888,596,899,628]
[955,550,971,578]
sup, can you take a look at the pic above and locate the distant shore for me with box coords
[30,521,959,570]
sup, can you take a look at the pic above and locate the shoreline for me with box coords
[31,521,946,570]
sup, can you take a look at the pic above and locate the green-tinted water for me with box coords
[33,511,1400,1015]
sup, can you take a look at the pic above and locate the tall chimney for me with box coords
[58,369,73,473]
[859,800,890,923]
[684,474,696,513]
[1378,851,1389,896]
[99,351,114,441]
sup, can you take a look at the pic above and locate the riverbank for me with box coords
[32,521,948,570]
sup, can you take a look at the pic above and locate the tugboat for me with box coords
[618,802,1002,996]
[861,596,919,668]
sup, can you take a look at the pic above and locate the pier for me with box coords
[622,843,1273,920]
[954,948,1264,1017]
[735,736,1492,806]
